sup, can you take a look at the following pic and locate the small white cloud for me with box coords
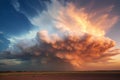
[0,31,3,34]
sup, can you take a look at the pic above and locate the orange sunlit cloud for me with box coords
[1,0,120,71]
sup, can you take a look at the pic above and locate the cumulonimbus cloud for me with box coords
[0,0,119,70]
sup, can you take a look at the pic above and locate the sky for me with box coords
[0,0,120,71]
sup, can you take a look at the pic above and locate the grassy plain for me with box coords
[0,71,120,80]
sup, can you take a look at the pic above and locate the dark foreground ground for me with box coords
[0,71,120,80]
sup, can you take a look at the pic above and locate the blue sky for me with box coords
[0,0,33,51]
[0,0,120,71]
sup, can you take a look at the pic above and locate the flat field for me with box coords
[0,71,120,80]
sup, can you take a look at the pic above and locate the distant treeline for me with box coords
[0,71,26,73]
[0,70,120,73]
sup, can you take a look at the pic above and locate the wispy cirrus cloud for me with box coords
[11,0,20,12]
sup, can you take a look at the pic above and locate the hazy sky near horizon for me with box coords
[0,0,120,71]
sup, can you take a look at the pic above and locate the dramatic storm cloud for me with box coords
[0,0,120,70]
